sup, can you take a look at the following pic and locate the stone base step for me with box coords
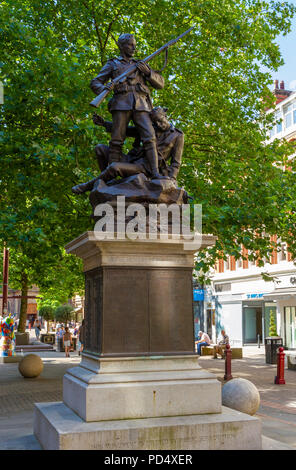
[34,402,262,450]
[0,355,22,363]
[15,344,55,353]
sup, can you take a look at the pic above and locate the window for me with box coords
[276,112,282,133]
[215,283,231,293]
[236,257,242,269]
[279,243,287,262]
[225,257,230,271]
[284,101,296,130]
[284,307,296,349]
[285,104,292,128]
[269,111,284,138]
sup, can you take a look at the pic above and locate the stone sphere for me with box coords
[18,354,43,378]
[222,378,260,415]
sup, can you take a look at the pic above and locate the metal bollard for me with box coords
[224,344,233,381]
[274,347,286,384]
[257,334,260,348]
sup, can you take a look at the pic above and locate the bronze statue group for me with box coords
[72,33,184,197]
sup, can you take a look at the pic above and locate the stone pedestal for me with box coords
[65,232,212,358]
[34,403,261,450]
[34,232,262,450]
[63,355,221,422]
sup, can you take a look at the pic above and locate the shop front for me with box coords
[242,297,278,345]
[264,285,296,349]
[284,306,296,349]
[242,301,263,344]
[193,287,204,340]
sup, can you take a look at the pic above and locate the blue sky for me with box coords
[268,1,296,90]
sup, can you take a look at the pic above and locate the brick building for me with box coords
[199,82,296,348]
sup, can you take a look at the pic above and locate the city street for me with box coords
[0,331,295,450]
[199,346,296,450]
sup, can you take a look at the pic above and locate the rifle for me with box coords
[90,26,195,108]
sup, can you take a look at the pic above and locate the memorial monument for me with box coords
[34,28,262,450]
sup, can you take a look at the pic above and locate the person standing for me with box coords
[78,319,85,356]
[34,318,42,341]
[29,316,33,331]
[56,326,64,351]
[195,331,211,355]
[63,327,72,358]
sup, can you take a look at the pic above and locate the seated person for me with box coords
[213,329,229,358]
[195,330,211,355]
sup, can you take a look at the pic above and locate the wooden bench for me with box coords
[200,345,243,359]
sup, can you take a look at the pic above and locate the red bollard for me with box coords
[274,347,286,384]
[224,344,233,381]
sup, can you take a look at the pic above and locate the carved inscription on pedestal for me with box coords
[84,268,102,355]
[84,265,194,357]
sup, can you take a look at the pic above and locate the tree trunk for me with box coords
[17,272,28,333]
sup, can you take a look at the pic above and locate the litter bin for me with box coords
[40,333,55,345]
[57,337,64,352]
[265,337,283,364]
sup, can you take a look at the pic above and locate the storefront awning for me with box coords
[263,288,296,301]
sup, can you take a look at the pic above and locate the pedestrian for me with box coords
[56,326,64,338]
[34,318,42,341]
[78,319,85,356]
[63,327,72,358]
[213,329,230,359]
[73,323,79,337]
[56,326,64,350]
[195,331,211,355]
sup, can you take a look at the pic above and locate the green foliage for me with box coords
[269,309,278,336]
[39,304,54,321]
[38,303,54,332]
[54,304,75,326]
[1,0,296,287]
[37,253,84,305]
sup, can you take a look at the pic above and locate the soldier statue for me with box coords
[90,33,167,179]
[72,107,184,195]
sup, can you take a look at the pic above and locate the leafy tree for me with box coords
[54,304,75,326]
[36,254,84,306]
[1,0,296,298]
[268,309,278,337]
[38,304,54,332]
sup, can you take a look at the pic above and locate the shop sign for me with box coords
[193,289,204,301]
[242,293,267,300]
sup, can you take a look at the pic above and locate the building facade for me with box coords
[208,81,296,349]
[0,285,40,324]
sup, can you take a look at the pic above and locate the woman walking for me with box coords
[63,327,72,358]
[34,318,42,341]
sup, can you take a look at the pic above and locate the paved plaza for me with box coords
[0,332,295,450]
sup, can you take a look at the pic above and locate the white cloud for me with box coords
[289,80,296,90]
